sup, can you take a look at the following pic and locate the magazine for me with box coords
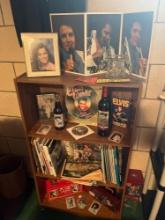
[61,142,103,183]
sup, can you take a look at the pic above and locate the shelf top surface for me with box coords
[28,121,131,147]
[15,73,141,89]
[41,191,121,219]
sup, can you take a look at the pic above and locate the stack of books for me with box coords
[101,145,127,185]
[31,137,66,176]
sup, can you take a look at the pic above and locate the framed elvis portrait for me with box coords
[122,11,154,79]
[21,33,61,77]
[50,13,85,75]
[50,12,153,80]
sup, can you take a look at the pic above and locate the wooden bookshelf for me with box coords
[15,73,141,220]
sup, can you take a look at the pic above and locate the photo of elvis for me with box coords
[87,14,121,74]
[50,14,84,74]
[66,86,98,119]
[122,12,153,77]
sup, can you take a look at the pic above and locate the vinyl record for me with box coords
[66,85,97,119]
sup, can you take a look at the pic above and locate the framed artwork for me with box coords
[50,13,85,75]
[50,12,154,80]
[86,13,121,75]
[122,11,154,79]
[21,33,61,77]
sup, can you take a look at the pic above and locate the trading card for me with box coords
[77,195,87,209]
[88,201,102,215]
[108,131,124,144]
[35,124,52,135]
[65,196,76,209]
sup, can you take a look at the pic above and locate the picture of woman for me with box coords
[21,33,60,77]
[31,40,55,72]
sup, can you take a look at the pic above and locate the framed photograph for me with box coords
[21,33,61,77]
[36,93,55,120]
[50,13,85,75]
[122,11,154,79]
[87,13,121,75]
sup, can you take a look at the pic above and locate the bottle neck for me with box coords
[55,94,61,102]
[102,87,108,98]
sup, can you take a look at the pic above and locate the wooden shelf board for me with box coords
[28,121,131,147]
[15,73,141,89]
[35,172,124,190]
[41,191,121,219]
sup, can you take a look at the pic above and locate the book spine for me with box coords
[109,147,117,184]
[42,145,57,176]
[38,142,49,174]
[113,146,120,185]
[32,146,41,172]
[101,145,106,183]
[32,138,46,174]
[105,145,111,182]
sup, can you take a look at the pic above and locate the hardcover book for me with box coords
[61,142,103,183]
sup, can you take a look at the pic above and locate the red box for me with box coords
[44,179,84,200]
[125,169,143,201]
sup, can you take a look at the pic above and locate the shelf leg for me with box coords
[143,158,152,194]
[148,166,165,220]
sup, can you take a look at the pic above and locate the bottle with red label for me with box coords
[97,86,111,137]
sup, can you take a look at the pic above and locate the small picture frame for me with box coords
[108,131,124,144]
[36,93,55,120]
[65,196,76,209]
[21,33,61,77]
[88,201,101,215]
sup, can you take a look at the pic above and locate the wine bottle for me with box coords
[97,87,111,137]
[54,94,65,130]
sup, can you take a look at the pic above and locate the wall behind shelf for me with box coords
[0,0,164,187]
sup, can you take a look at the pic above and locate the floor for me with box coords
[0,179,164,220]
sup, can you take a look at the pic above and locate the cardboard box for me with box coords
[44,179,84,200]
[126,169,143,201]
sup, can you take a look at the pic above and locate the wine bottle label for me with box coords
[98,110,109,129]
[54,114,64,128]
